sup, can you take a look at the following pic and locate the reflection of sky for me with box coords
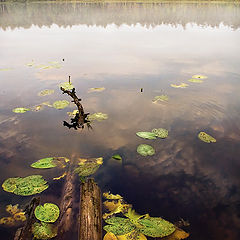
[0,13,240,240]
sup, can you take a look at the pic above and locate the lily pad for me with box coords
[117,230,147,240]
[198,132,216,143]
[87,112,108,121]
[67,110,79,117]
[136,132,157,140]
[2,175,48,196]
[38,89,54,96]
[88,87,105,93]
[152,95,169,103]
[137,144,155,156]
[103,192,123,200]
[152,128,168,138]
[32,222,57,240]
[53,100,69,109]
[139,217,175,237]
[31,157,57,169]
[12,107,31,113]
[171,83,189,88]
[112,154,122,161]
[34,203,60,223]
[188,79,203,83]
[192,74,207,79]
[59,82,74,90]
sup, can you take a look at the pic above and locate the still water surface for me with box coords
[0,1,240,239]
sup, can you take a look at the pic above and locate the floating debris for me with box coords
[53,100,70,109]
[137,144,155,156]
[12,107,31,113]
[34,203,60,223]
[171,83,189,88]
[198,132,216,143]
[192,75,207,79]
[152,128,168,138]
[152,95,169,103]
[88,87,105,93]
[38,89,54,96]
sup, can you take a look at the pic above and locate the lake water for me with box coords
[0,1,240,239]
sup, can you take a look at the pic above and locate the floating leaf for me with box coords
[170,83,189,88]
[139,217,175,238]
[53,172,67,180]
[2,175,48,196]
[117,230,147,240]
[38,89,54,96]
[104,217,135,236]
[0,217,15,226]
[152,128,168,138]
[137,144,155,156]
[31,105,44,112]
[103,232,118,240]
[87,112,108,121]
[59,82,74,90]
[112,154,122,161]
[32,222,57,240]
[136,132,157,140]
[41,101,53,107]
[198,132,216,143]
[88,87,105,93]
[164,228,190,240]
[53,100,69,109]
[12,107,30,113]
[192,75,207,79]
[188,79,203,83]
[103,192,123,200]
[6,204,19,215]
[67,110,79,117]
[152,95,169,103]
[13,212,26,222]
[125,208,149,226]
[74,157,103,177]
[34,203,60,223]
[31,157,57,169]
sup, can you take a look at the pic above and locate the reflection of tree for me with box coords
[0,2,239,30]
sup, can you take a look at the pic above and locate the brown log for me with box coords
[79,178,102,240]
[14,197,40,240]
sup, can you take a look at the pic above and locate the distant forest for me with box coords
[0,1,239,29]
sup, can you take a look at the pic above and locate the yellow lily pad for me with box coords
[171,83,189,88]
[188,79,203,83]
[103,192,123,200]
[152,95,169,103]
[12,107,31,113]
[198,132,216,143]
[38,89,54,96]
[59,82,74,90]
[53,100,69,109]
[103,232,118,240]
[192,74,207,79]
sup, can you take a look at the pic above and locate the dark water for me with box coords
[0,1,240,239]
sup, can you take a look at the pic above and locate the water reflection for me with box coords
[0,1,240,240]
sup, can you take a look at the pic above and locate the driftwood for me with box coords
[14,197,40,240]
[79,178,102,240]
[56,171,75,240]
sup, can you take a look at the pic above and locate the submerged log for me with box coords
[79,178,102,240]
[14,197,40,240]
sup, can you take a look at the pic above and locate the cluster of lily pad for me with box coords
[103,193,189,240]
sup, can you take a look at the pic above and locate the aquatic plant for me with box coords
[31,104,44,112]
[53,172,67,180]
[170,83,189,88]
[88,87,105,93]
[53,100,70,109]
[32,222,57,239]
[152,128,168,138]
[136,132,157,140]
[59,82,74,90]
[12,107,31,113]
[137,144,155,156]
[112,154,122,161]
[34,203,60,223]
[152,95,169,103]
[31,157,57,169]
[41,101,53,107]
[103,192,123,200]
[87,112,108,121]
[2,175,48,196]
[67,109,79,117]
[192,75,207,79]
[103,232,118,240]
[38,89,54,96]
[198,132,216,143]
[188,79,203,83]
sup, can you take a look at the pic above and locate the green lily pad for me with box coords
[170,83,189,88]
[32,222,57,239]
[87,112,108,121]
[137,144,155,156]
[188,79,203,83]
[38,89,54,96]
[12,107,31,113]
[2,175,48,196]
[152,95,169,103]
[112,154,122,161]
[104,217,135,236]
[139,217,175,238]
[59,82,74,90]
[198,132,216,143]
[31,158,57,169]
[53,100,69,109]
[136,132,157,140]
[152,128,168,138]
[34,203,60,223]
[192,74,207,79]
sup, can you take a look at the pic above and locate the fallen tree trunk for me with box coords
[14,197,40,240]
[79,178,102,240]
